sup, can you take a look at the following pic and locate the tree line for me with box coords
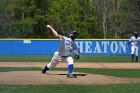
[0,0,140,39]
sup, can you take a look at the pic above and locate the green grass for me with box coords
[0,84,140,93]
[0,67,40,72]
[78,55,132,62]
[73,68,140,78]
[0,55,139,93]
[0,55,133,62]
[0,55,52,62]
[1,67,140,78]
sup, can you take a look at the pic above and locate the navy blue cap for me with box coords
[134,31,138,35]
[69,30,78,35]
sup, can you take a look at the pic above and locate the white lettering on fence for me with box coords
[76,41,127,54]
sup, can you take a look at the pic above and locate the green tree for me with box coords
[3,0,50,38]
[1,0,140,38]
[47,0,98,38]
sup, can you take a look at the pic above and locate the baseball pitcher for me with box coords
[128,31,140,62]
[42,25,80,78]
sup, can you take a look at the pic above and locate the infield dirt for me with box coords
[0,62,140,85]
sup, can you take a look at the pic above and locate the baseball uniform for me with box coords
[42,30,79,78]
[128,32,140,62]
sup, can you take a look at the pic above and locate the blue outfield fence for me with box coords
[0,39,132,55]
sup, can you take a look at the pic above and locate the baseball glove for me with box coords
[72,50,80,59]
[74,54,80,59]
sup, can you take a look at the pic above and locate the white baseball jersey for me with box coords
[129,36,140,46]
[58,36,77,56]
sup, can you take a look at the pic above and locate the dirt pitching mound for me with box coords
[0,71,140,85]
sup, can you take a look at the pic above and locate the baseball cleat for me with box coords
[67,74,77,78]
[41,68,46,74]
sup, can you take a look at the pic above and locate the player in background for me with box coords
[42,25,80,78]
[128,31,140,62]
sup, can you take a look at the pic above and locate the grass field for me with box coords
[0,67,140,93]
[0,55,133,62]
[0,55,140,93]
[1,84,140,93]
[0,67,140,78]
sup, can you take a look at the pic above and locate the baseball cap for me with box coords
[134,31,138,34]
[69,30,78,35]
